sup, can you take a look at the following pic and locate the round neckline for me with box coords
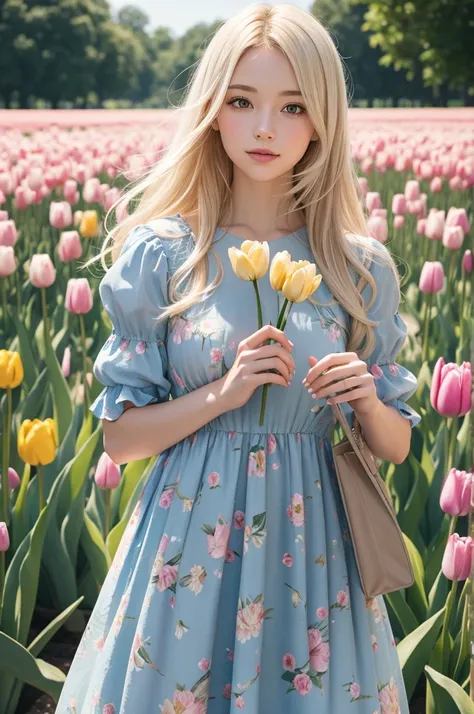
[215,224,308,244]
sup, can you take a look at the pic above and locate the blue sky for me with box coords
[109,1,311,37]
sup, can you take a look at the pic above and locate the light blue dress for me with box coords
[55,214,421,714]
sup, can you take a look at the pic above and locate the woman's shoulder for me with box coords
[345,232,394,271]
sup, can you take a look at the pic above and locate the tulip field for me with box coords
[0,109,473,714]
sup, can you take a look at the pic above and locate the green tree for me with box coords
[96,20,146,104]
[117,4,149,33]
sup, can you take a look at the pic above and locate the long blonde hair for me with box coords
[88,2,400,360]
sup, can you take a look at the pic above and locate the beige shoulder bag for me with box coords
[331,402,414,598]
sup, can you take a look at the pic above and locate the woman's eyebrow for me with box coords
[227,84,302,97]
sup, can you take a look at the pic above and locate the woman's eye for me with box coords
[227,97,305,115]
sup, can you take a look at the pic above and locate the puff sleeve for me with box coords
[89,225,172,422]
[358,241,421,429]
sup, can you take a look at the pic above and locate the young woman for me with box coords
[56,4,421,713]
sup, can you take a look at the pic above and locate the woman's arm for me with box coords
[103,378,229,464]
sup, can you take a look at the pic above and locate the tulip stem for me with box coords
[252,280,263,331]
[421,292,433,363]
[79,314,90,416]
[40,287,49,344]
[37,465,44,513]
[441,566,459,674]
[105,488,111,538]
[1,277,7,336]
[0,549,5,621]
[1,387,12,528]
[276,298,289,330]
[445,417,458,476]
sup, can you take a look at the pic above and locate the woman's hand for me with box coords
[303,352,380,415]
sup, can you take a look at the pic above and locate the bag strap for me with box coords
[331,403,378,477]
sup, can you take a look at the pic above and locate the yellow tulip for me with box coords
[269,251,292,291]
[18,418,58,466]
[0,350,24,389]
[228,240,270,281]
[79,210,99,238]
[281,261,322,303]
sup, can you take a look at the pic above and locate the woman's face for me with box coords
[213,47,317,181]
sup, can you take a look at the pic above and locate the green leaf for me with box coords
[27,597,84,659]
[424,665,474,713]
[8,304,38,390]
[80,513,111,591]
[18,367,49,422]
[403,533,428,622]
[43,337,73,443]
[384,588,419,638]
[119,458,149,520]
[0,631,64,703]
[397,607,446,700]
[10,463,31,552]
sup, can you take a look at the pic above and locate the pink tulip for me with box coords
[73,210,83,226]
[0,522,9,551]
[7,467,20,490]
[95,452,121,490]
[419,261,444,294]
[49,201,73,230]
[104,187,121,212]
[57,231,82,263]
[442,534,474,581]
[65,278,93,314]
[425,210,445,240]
[430,357,472,417]
[14,186,28,211]
[442,225,464,250]
[0,220,18,247]
[392,194,406,214]
[430,177,443,193]
[393,215,404,229]
[63,179,78,203]
[367,215,388,244]
[417,218,427,236]
[366,192,382,213]
[0,210,8,221]
[463,250,473,274]
[440,469,473,516]
[29,254,56,288]
[83,178,102,204]
[405,180,420,201]
[0,246,16,277]
[27,167,43,191]
[61,346,71,378]
[445,207,470,235]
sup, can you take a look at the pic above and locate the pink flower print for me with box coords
[198,658,210,671]
[389,363,399,376]
[135,340,147,354]
[157,564,178,592]
[328,324,341,342]
[123,351,133,362]
[296,432,301,442]
[316,607,328,620]
[287,493,305,527]
[94,635,105,650]
[225,549,235,563]
[171,365,185,390]
[378,677,400,714]
[163,690,207,714]
[207,517,231,559]
[227,648,234,661]
[308,627,330,672]
[158,534,169,554]
[170,595,175,608]
[256,664,261,675]
[172,319,193,344]
[350,682,361,699]
[248,448,266,477]
[266,433,277,454]
[223,684,232,699]
[371,634,379,652]
[91,693,101,706]
[236,601,265,643]
[236,696,245,708]
[337,589,349,607]
[272,462,280,470]
[233,510,245,529]
[294,673,312,695]
[282,553,293,567]
[282,653,296,671]
[118,337,130,352]
[370,363,384,379]
[159,488,174,509]
[102,706,115,714]
[210,347,223,364]
[208,471,220,488]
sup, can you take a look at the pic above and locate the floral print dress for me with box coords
[55,214,421,714]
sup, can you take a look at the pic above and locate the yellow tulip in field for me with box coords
[0,350,24,389]
[18,418,58,466]
[79,210,99,238]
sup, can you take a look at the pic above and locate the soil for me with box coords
[15,609,426,714]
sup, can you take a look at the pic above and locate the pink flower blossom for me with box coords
[207,518,230,559]
[282,653,296,671]
[159,488,174,509]
[350,682,361,699]
[208,471,220,488]
[287,493,305,527]
[233,510,245,529]
[316,607,328,620]
[294,673,312,695]
[308,628,330,672]
[282,553,293,567]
